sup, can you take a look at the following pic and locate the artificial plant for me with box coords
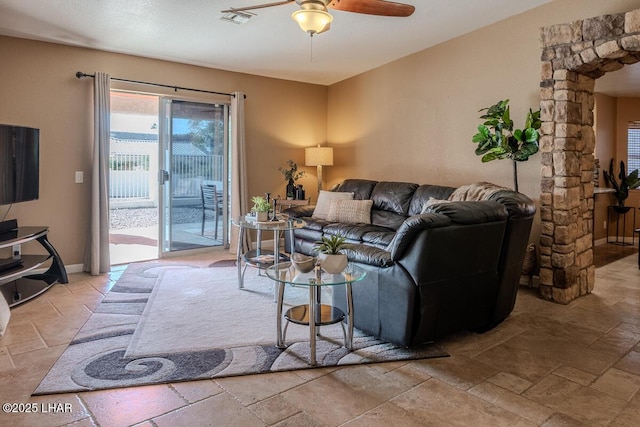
[602,159,640,208]
[472,99,541,192]
[250,196,270,213]
[278,160,305,183]
[313,235,347,255]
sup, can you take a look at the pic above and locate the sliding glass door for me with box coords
[159,99,230,253]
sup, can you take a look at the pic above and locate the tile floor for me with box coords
[0,246,639,427]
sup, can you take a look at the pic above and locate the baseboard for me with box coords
[595,237,639,246]
[594,237,608,246]
[65,264,85,274]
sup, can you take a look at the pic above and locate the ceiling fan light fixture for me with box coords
[291,8,333,35]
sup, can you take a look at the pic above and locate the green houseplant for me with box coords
[472,99,541,192]
[250,196,270,221]
[602,159,640,210]
[313,235,348,274]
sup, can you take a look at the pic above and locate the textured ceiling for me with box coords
[0,0,551,85]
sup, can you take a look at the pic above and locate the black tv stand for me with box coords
[0,258,23,273]
[0,226,68,307]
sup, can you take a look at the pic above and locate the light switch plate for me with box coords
[75,171,83,183]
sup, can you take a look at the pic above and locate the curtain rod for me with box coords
[75,71,244,98]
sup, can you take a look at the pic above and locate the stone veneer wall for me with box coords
[539,9,640,304]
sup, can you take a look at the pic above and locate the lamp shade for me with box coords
[291,9,333,35]
[305,146,333,166]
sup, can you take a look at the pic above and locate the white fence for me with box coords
[110,154,151,199]
[109,153,224,207]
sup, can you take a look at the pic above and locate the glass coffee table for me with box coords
[266,262,366,366]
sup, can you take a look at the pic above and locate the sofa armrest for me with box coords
[343,245,393,267]
[284,205,315,218]
[487,190,536,219]
[387,213,451,261]
[388,201,508,261]
[425,200,508,224]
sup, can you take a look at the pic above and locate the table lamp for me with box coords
[305,145,334,194]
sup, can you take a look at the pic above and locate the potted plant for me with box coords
[250,196,270,221]
[472,99,541,192]
[279,160,305,199]
[313,235,348,273]
[602,159,640,212]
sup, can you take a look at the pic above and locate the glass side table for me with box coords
[231,216,306,291]
[266,263,366,366]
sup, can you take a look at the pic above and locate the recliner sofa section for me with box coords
[283,179,536,347]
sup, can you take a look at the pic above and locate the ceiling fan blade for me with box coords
[328,0,415,17]
[221,0,294,14]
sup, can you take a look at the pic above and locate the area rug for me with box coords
[34,261,448,395]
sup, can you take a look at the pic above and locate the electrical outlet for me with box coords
[12,244,21,259]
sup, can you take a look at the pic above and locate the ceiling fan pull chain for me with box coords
[309,33,314,63]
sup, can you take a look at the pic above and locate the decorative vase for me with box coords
[318,253,348,274]
[286,179,296,200]
[613,205,631,214]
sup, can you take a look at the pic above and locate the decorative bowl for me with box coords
[291,253,317,273]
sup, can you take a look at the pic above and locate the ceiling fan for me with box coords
[222,0,415,36]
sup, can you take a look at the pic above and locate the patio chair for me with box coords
[201,183,223,239]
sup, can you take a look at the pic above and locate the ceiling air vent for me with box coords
[220,10,255,24]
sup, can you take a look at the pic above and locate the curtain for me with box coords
[83,72,111,275]
[229,91,249,254]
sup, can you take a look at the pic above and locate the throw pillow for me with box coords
[420,197,452,214]
[312,190,354,220]
[327,199,373,224]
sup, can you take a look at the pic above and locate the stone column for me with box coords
[538,10,640,303]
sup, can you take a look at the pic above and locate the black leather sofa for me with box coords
[284,179,536,347]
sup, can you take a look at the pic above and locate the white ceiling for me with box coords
[0,0,552,86]
[596,62,640,98]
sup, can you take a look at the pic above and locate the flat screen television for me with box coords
[0,125,39,205]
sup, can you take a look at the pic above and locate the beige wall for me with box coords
[0,36,327,266]
[593,94,640,240]
[327,0,640,242]
[594,93,618,240]
[4,0,640,266]
[614,97,640,236]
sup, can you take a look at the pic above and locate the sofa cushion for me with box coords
[293,226,324,244]
[312,190,354,219]
[409,184,456,215]
[327,199,373,224]
[369,182,419,230]
[295,216,328,231]
[335,179,378,200]
[323,223,394,243]
[362,230,396,248]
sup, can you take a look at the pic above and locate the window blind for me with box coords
[627,121,640,173]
